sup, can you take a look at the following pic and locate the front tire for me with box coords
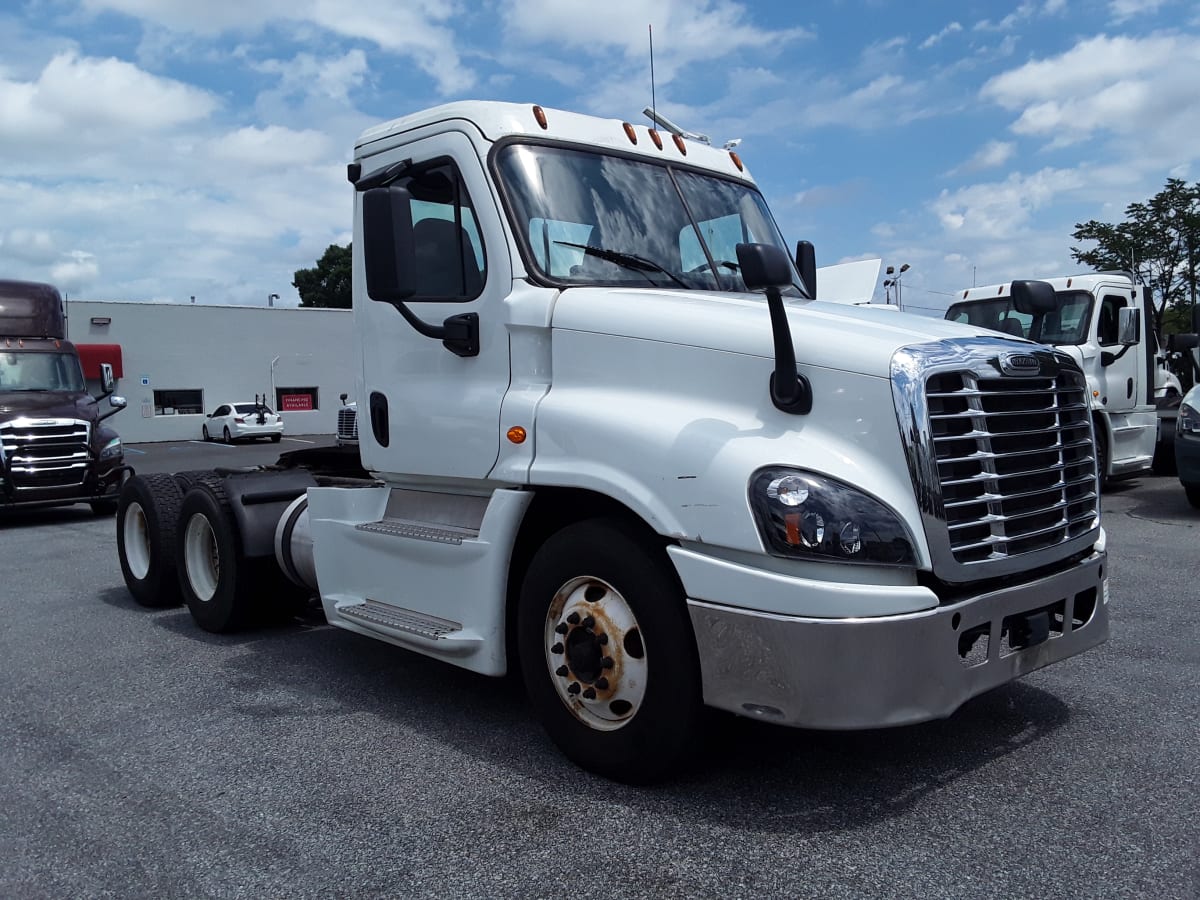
[222,426,232,444]
[202,425,211,441]
[116,474,185,608]
[517,518,701,783]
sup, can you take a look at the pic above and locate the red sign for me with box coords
[280,394,313,411]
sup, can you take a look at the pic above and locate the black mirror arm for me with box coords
[1100,344,1133,367]
[390,301,479,357]
[765,286,812,414]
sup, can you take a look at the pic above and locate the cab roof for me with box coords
[355,100,752,183]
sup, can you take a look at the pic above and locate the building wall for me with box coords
[67,301,358,443]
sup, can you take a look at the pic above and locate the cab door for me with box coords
[1095,285,1155,463]
[353,129,512,480]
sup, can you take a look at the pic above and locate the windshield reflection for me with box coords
[495,143,802,296]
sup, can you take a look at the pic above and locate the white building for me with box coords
[66,300,357,443]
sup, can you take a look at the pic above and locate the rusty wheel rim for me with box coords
[543,575,647,731]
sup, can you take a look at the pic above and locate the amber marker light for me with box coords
[649,129,663,149]
[729,151,744,171]
[672,134,687,155]
[622,122,638,144]
[507,426,527,444]
[532,105,548,129]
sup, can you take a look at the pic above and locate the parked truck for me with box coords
[114,102,1109,782]
[1,279,129,513]
[947,273,1168,483]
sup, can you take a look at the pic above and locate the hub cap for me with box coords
[544,575,647,731]
[122,501,151,580]
[182,513,220,602]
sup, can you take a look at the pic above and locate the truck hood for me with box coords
[551,288,1030,377]
[0,390,99,423]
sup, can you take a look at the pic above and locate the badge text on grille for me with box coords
[1000,353,1041,376]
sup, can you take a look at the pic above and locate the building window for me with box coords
[276,387,319,412]
[153,389,203,415]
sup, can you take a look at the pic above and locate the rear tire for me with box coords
[270,434,282,443]
[202,425,211,441]
[116,474,185,608]
[1185,484,1200,509]
[177,480,253,632]
[517,518,702,784]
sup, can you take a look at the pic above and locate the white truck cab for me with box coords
[118,102,1110,782]
[948,273,1157,482]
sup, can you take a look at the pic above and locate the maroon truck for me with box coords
[0,280,130,513]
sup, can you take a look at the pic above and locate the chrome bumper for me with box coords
[685,550,1108,729]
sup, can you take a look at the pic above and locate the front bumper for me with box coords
[681,549,1108,729]
[0,458,130,510]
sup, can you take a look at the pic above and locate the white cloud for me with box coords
[0,50,217,140]
[51,251,100,293]
[948,140,1017,175]
[80,0,471,94]
[1108,0,1167,23]
[931,167,1089,240]
[981,33,1200,154]
[252,50,369,103]
[208,125,333,168]
[920,22,962,50]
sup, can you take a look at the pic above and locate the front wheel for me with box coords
[517,518,701,783]
[223,426,232,444]
[202,425,210,441]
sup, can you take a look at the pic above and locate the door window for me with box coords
[1097,294,1128,346]
[396,161,486,300]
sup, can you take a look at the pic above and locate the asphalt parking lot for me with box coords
[1,444,1198,899]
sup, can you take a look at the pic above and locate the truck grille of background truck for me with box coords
[0,418,91,490]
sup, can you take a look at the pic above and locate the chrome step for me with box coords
[337,599,462,639]
[355,518,478,545]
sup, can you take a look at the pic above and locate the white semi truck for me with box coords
[947,273,1172,483]
[115,102,1109,782]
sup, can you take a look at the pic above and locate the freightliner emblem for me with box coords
[999,353,1041,376]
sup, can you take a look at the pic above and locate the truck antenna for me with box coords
[649,24,656,124]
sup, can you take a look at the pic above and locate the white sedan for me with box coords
[202,401,284,443]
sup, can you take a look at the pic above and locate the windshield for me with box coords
[0,351,86,392]
[945,291,1093,345]
[495,143,803,296]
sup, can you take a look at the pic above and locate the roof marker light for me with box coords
[729,151,743,171]
[962,290,969,298]
[1067,278,1073,287]
[622,122,638,144]
[672,134,687,155]
[649,129,663,150]
[532,105,548,129]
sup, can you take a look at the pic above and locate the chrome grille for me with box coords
[927,370,1097,563]
[0,417,91,489]
[337,405,358,442]
[892,339,1101,582]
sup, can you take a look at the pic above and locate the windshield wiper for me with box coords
[554,241,690,289]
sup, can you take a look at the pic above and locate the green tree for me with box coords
[1070,178,1200,337]
[293,243,352,309]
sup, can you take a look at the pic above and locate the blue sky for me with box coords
[1,1,1198,315]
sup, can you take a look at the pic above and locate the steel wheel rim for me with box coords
[123,501,152,580]
[183,513,220,602]
[543,575,647,732]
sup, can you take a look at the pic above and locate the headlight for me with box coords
[99,436,122,460]
[749,468,917,566]
[1180,394,1200,434]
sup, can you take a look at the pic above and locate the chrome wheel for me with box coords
[543,575,648,732]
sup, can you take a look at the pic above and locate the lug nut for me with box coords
[582,687,596,700]
[582,615,595,629]
[597,633,609,645]
[556,665,569,677]
[601,657,614,669]
[595,677,609,690]
[567,612,581,625]
[551,643,564,654]
[567,682,581,695]
[555,622,569,634]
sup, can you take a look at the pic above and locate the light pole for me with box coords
[884,263,911,309]
[270,355,280,408]
[268,293,280,307]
